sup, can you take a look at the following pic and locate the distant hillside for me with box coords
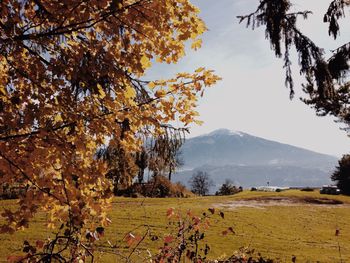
[175,164,332,190]
[175,129,338,190]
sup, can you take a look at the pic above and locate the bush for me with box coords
[155,209,276,263]
[216,180,242,196]
[301,187,314,192]
[119,176,193,198]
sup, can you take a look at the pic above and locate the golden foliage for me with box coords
[0,0,220,234]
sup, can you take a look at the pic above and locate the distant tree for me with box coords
[149,129,185,181]
[189,171,213,196]
[168,151,185,182]
[239,1,350,131]
[332,154,350,195]
[135,146,149,184]
[96,142,138,195]
[215,179,241,196]
[98,127,185,189]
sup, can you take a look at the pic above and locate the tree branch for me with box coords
[0,151,66,204]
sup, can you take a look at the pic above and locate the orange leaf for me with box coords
[166,208,174,218]
[36,240,44,249]
[126,233,136,247]
[164,235,174,244]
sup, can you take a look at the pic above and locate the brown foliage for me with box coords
[122,176,194,198]
[0,0,220,261]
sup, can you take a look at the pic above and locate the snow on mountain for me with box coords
[175,129,338,189]
[181,129,337,170]
[206,128,245,137]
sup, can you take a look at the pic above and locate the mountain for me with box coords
[175,129,338,190]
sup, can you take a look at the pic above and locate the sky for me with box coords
[147,0,350,157]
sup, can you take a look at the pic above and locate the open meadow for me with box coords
[1,190,350,262]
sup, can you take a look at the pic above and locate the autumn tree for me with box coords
[189,171,214,196]
[239,0,350,130]
[332,154,350,195]
[0,0,220,260]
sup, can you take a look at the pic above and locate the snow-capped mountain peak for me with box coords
[206,128,244,137]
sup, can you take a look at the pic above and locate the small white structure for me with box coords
[256,186,290,192]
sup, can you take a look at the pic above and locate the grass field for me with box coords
[1,190,350,262]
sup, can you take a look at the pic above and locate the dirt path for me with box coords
[214,196,350,209]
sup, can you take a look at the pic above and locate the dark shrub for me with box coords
[301,187,314,192]
[332,154,350,195]
[216,180,242,196]
[119,176,193,198]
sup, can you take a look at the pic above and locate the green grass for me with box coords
[1,190,350,262]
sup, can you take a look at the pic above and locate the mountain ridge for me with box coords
[192,128,336,158]
[175,129,338,190]
[181,128,337,169]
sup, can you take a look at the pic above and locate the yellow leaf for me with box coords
[155,89,167,98]
[195,67,205,73]
[165,56,172,64]
[194,119,204,125]
[97,84,106,99]
[54,114,63,123]
[0,86,6,96]
[191,39,202,50]
[148,82,156,89]
[140,55,151,69]
[125,85,136,99]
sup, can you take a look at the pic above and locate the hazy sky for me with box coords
[147,0,350,157]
